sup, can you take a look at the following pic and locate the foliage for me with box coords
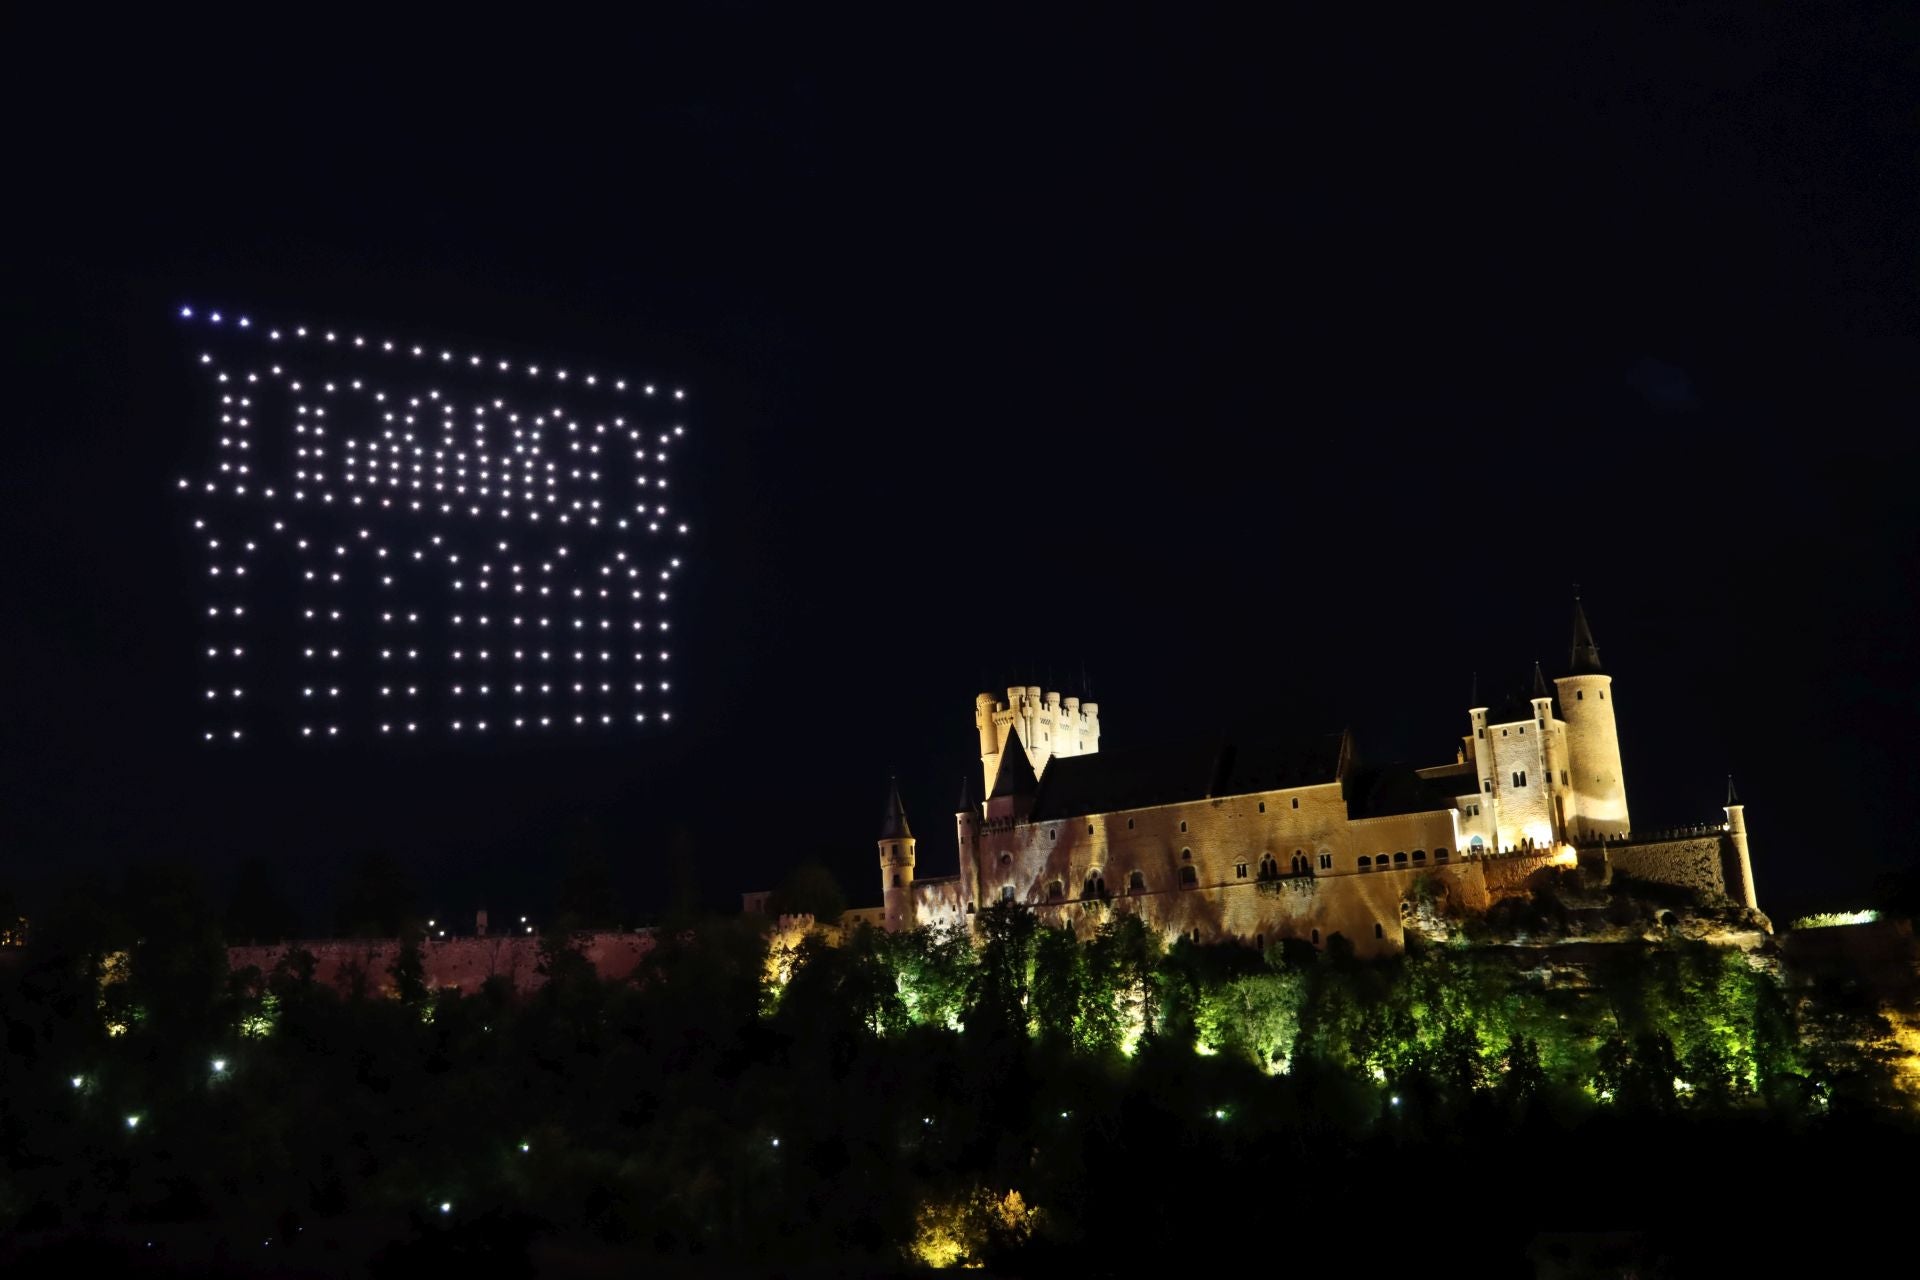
[763,860,848,925]
[1,867,1916,1273]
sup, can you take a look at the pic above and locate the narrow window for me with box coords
[1319,853,1332,869]
[1179,820,1187,833]
[999,885,1014,903]
[1311,929,1320,945]
[1236,862,1248,879]
[1129,870,1145,892]
[1048,829,1056,840]
[1374,923,1384,939]
[1258,801,1266,813]
[1483,780,1492,794]
[1088,823,1094,835]
[1576,690,1584,701]
[1255,933,1264,949]
[1291,797,1299,809]
[1561,770,1569,786]
[1179,866,1198,888]
[1476,727,1484,738]
[1519,726,1526,735]
[1512,770,1527,787]
[1501,728,1508,737]
[892,873,902,887]
[1599,689,1605,700]
[1181,848,1192,861]
[1127,818,1134,830]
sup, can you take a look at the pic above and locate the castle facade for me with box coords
[866,600,1761,955]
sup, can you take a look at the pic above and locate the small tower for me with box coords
[879,778,917,932]
[954,771,982,920]
[1553,595,1631,840]
[1723,776,1761,916]
[1531,661,1565,844]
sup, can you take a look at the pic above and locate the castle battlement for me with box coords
[801,597,1763,956]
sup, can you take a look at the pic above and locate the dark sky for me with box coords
[7,5,1917,927]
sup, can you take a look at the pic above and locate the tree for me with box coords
[765,860,848,925]
[225,856,303,943]
[555,818,623,930]
[389,925,429,1006]
[333,851,419,937]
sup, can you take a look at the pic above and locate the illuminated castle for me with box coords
[866,599,1761,954]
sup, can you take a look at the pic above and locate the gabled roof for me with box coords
[1027,730,1348,822]
[878,778,913,840]
[989,727,1038,800]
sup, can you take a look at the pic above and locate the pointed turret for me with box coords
[1570,595,1604,675]
[1532,661,1552,700]
[879,776,913,840]
[957,770,979,815]
[878,777,918,932]
[989,726,1038,800]
[1726,774,1741,807]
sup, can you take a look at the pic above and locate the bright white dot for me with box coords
[127,1115,141,1128]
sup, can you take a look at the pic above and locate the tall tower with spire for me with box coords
[878,778,917,931]
[1553,595,1631,840]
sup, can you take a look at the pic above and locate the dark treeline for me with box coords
[0,863,1916,1275]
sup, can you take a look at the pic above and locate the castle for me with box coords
[853,599,1761,955]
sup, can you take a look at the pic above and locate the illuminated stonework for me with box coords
[174,306,689,743]
[825,599,1763,955]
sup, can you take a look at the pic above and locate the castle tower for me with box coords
[879,778,917,932]
[1531,661,1566,844]
[974,686,1100,796]
[1723,776,1760,914]
[1553,596,1631,841]
[954,771,982,920]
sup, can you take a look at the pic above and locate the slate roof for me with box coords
[878,778,913,840]
[1569,596,1605,675]
[988,726,1039,800]
[1027,730,1349,822]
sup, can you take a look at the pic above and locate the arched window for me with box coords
[1084,870,1107,899]
[1179,866,1198,888]
[999,885,1014,903]
[1374,922,1384,939]
[1179,820,1188,833]
[1358,856,1372,871]
[1129,870,1146,893]
[891,873,902,887]
[1393,852,1408,865]
[1181,848,1193,861]
[1258,801,1266,813]
[999,851,1012,866]
[1046,879,1064,900]
[1435,846,1449,863]
[1412,849,1426,863]
[1260,854,1279,879]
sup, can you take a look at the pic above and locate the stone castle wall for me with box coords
[228,931,655,997]
[1604,836,1730,902]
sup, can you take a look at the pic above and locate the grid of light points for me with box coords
[176,305,688,744]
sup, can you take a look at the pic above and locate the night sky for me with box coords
[8,6,1916,927]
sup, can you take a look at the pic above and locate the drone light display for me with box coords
[176,306,688,744]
